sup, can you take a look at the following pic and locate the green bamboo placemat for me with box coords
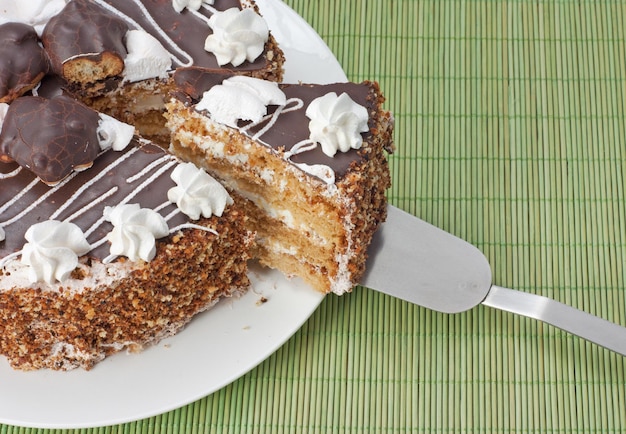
[2,0,626,432]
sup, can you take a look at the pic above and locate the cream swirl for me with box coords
[0,103,8,129]
[103,203,169,262]
[123,30,172,83]
[172,0,214,13]
[168,162,233,219]
[0,0,67,36]
[204,8,269,67]
[0,226,5,242]
[97,113,135,151]
[21,220,91,284]
[306,92,370,157]
[196,75,286,127]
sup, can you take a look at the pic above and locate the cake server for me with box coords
[362,205,626,356]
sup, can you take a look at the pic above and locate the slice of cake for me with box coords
[166,74,394,294]
[39,0,284,142]
[0,94,252,370]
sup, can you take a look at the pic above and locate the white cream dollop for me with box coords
[0,0,67,36]
[196,75,286,127]
[168,162,233,219]
[204,8,269,67]
[20,220,91,284]
[306,92,370,157]
[0,103,9,130]
[104,204,169,262]
[123,30,172,83]
[172,0,214,13]
[97,113,135,151]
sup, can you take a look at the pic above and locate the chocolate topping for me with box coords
[0,23,50,104]
[42,0,129,81]
[0,95,102,184]
[0,141,188,260]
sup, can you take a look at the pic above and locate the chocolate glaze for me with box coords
[0,95,104,184]
[173,71,378,179]
[42,0,130,77]
[0,23,50,104]
[0,141,188,260]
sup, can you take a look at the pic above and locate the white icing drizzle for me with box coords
[126,154,174,183]
[0,175,76,227]
[60,187,119,223]
[157,201,219,234]
[169,223,218,236]
[283,139,318,159]
[0,166,22,180]
[240,97,304,141]
[0,177,38,215]
[0,251,22,269]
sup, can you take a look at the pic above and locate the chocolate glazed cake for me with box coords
[167,73,394,294]
[0,93,252,371]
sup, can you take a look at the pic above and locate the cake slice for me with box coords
[40,0,284,142]
[166,73,394,294]
[0,94,252,370]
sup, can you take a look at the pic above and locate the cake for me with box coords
[167,73,394,294]
[0,93,253,370]
[0,0,394,371]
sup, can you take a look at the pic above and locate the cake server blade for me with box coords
[362,205,626,356]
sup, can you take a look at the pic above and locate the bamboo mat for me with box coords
[3,0,626,432]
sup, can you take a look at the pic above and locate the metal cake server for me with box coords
[362,205,626,356]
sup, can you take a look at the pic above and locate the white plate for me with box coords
[0,0,346,428]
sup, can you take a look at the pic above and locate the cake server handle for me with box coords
[481,285,626,355]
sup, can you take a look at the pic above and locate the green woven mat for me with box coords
[3,0,626,432]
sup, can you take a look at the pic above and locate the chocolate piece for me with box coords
[42,0,129,83]
[0,95,102,185]
[0,23,50,104]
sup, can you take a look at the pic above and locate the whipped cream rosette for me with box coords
[204,8,269,67]
[168,162,234,219]
[104,203,170,263]
[306,92,370,157]
[21,220,92,284]
[122,30,172,83]
[197,75,286,127]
